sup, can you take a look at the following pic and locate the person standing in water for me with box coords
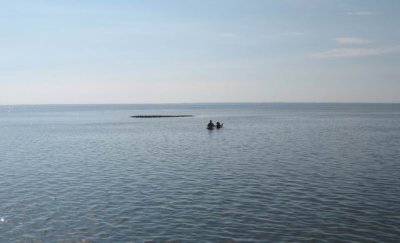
[216,122,223,128]
[207,120,215,129]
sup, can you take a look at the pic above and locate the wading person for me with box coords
[207,120,215,129]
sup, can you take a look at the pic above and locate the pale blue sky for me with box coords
[1,0,400,104]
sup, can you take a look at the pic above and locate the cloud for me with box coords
[219,33,235,38]
[346,11,375,16]
[335,37,372,45]
[310,45,400,58]
[282,32,305,36]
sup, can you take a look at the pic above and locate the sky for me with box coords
[1,0,400,104]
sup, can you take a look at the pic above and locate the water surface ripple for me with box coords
[0,104,399,242]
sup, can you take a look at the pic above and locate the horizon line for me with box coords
[1,101,400,106]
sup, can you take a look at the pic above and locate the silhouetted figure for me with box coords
[216,122,223,129]
[207,120,215,129]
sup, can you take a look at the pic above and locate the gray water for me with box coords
[0,103,399,242]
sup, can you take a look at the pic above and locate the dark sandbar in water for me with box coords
[131,115,193,118]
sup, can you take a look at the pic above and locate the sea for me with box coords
[0,103,399,242]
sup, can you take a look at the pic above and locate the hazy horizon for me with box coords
[2,0,400,104]
[2,102,400,107]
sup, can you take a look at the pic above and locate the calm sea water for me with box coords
[0,103,399,242]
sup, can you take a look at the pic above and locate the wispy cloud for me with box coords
[346,11,375,16]
[282,32,305,36]
[335,37,372,45]
[311,45,400,58]
[219,33,235,38]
